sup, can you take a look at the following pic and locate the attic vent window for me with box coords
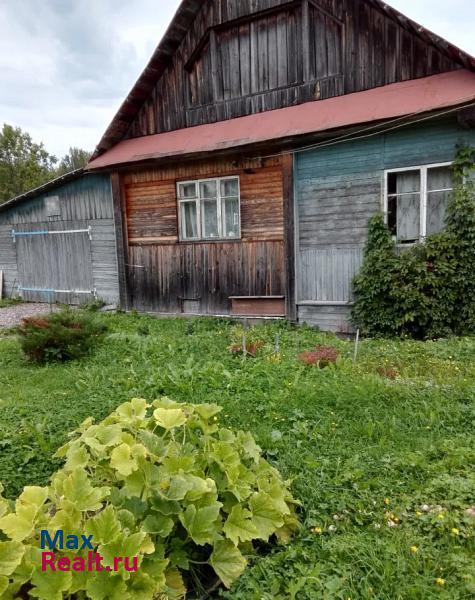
[45,196,61,217]
[177,177,240,242]
[385,164,453,244]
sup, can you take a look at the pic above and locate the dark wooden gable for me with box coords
[94,0,474,156]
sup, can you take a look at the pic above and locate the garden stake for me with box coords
[354,329,360,363]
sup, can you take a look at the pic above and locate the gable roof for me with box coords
[87,70,475,170]
[92,0,475,160]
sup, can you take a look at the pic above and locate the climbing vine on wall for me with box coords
[352,146,475,339]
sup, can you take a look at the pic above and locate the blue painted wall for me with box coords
[294,115,475,331]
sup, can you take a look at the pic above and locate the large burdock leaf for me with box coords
[179,503,222,546]
[61,469,108,512]
[142,515,174,538]
[0,507,36,541]
[210,539,247,588]
[86,573,127,600]
[194,403,222,420]
[0,541,25,576]
[116,398,148,421]
[249,492,284,541]
[223,505,257,546]
[110,443,138,477]
[18,487,48,510]
[0,492,41,540]
[30,568,72,600]
[100,531,150,573]
[153,408,187,430]
[164,567,187,599]
[64,443,89,471]
[210,441,241,481]
[85,505,121,545]
[0,486,48,541]
[0,575,8,596]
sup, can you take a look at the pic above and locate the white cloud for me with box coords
[0,0,473,158]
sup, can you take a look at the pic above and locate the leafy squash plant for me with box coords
[0,398,299,599]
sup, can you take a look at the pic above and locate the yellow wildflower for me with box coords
[451,528,460,536]
[410,546,418,553]
[416,511,422,517]
[384,498,391,506]
[311,527,322,534]
[435,578,446,586]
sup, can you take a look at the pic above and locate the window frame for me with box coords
[177,176,241,242]
[383,161,453,245]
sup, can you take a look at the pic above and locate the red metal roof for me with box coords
[91,0,475,158]
[88,70,475,170]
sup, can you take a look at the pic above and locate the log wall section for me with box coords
[122,156,286,314]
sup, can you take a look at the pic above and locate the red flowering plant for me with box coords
[298,345,339,368]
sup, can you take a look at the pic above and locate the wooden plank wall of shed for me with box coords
[0,225,17,298]
[126,0,459,139]
[294,117,475,332]
[123,156,285,314]
[0,175,120,304]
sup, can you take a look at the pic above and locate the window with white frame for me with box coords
[177,177,240,241]
[385,163,453,244]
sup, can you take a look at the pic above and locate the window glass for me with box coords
[386,165,452,243]
[222,197,240,238]
[221,178,239,198]
[396,194,420,243]
[426,167,452,235]
[181,202,198,239]
[388,171,420,195]
[427,191,450,236]
[201,199,219,238]
[427,166,452,192]
[178,177,240,241]
[200,180,217,199]
[178,183,197,199]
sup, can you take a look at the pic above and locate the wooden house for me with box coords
[0,171,119,305]
[86,0,475,330]
[2,0,475,330]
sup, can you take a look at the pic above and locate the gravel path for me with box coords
[0,303,60,328]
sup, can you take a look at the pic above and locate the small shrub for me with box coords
[298,345,339,367]
[18,309,107,363]
[0,398,299,598]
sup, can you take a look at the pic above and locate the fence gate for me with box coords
[12,223,95,304]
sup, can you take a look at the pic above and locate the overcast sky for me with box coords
[0,0,474,158]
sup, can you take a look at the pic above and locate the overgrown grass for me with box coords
[0,312,474,599]
[0,296,22,308]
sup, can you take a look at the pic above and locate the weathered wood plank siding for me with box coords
[0,175,120,304]
[0,225,17,298]
[295,117,475,331]
[122,156,286,315]
[126,0,459,140]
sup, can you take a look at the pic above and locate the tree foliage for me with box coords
[0,124,91,204]
[0,124,57,204]
[56,147,92,177]
[352,146,475,339]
